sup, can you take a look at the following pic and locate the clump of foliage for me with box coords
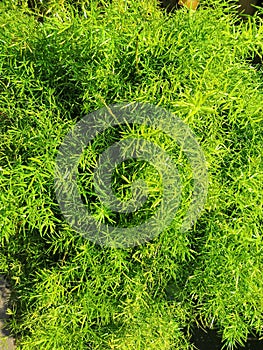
[0,0,263,349]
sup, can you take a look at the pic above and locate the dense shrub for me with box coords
[0,0,263,349]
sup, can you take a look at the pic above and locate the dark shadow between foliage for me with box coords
[191,327,263,350]
[238,0,263,16]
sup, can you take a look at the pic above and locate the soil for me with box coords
[0,276,16,350]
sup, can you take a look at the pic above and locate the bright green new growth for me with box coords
[0,0,263,349]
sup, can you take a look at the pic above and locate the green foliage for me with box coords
[0,0,263,349]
